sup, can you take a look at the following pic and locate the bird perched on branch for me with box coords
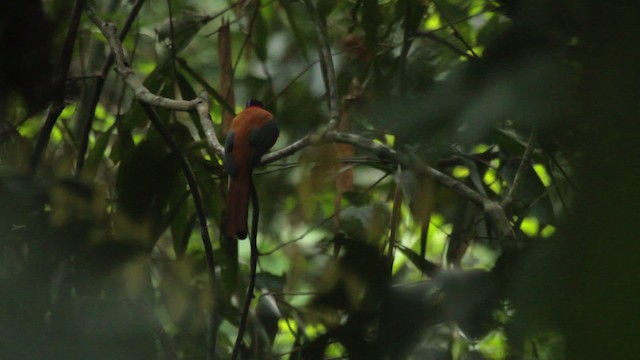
[224,100,279,239]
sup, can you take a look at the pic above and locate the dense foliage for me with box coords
[1,0,639,359]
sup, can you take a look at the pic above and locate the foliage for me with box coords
[1,0,640,359]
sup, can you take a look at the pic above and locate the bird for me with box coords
[224,100,279,239]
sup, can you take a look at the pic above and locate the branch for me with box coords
[411,31,474,60]
[260,135,312,164]
[302,0,340,129]
[177,57,236,116]
[324,130,515,242]
[30,0,86,171]
[76,0,146,175]
[85,6,227,171]
[231,182,260,360]
[501,128,538,210]
[432,0,478,58]
[196,93,225,157]
[86,6,200,112]
[140,103,220,358]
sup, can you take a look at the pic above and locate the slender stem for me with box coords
[302,0,340,127]
[196,94,226,157]
[177,57,236,116]
[231,179,260,360]
[502,128,538,209]
[432,0,478,58]
[140,103,219,358]
[76,0,146,175]
[412,31,474,59]
[30,0,86,171]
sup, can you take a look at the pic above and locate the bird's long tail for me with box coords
[225,175,251,239]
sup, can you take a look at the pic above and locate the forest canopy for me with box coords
[1,0,639,359]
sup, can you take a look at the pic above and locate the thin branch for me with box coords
[266,62,315,106]
[259,173,390,256]
[260,135,311,164]
[231,182,261,360]
[388,166,403,265]
[421,6,502,35]
[140,103,219,359]
[30,0,86,171]
[231,0,261,77]
[195,93,226,157]
[85,7,227,167]
[411,31,474,59]
[76,0,146,174]
[302,0,340,128]
[432,0,478,58]
[177,57,236,115]
[323,130,515,242]
[501,128,538,209]
[264,129,512,242]
[86,7,200,111]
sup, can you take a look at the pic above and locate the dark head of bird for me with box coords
[245,99,264,109]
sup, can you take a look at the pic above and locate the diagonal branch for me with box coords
[432,0,478,58]
[411,31,474,59]
[501,128,538,210]
[196,94,226,157]
[230,182,260,360]
[86,6,200,111]
[76,0,146,175]
[30,0,86,171]
[302,0,340,128]
[324,130,515,242]
[86,6,225,160]
[140,102,220,360]
[260,135,311,164]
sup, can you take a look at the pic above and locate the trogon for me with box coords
[224,100,279,239]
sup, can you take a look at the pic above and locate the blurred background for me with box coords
[1,0,639,359]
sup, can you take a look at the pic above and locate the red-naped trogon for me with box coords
[224,100,279,239]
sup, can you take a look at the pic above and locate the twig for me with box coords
[411,31,474,59]
[302,0,340,128]
[231,181,261,360]
[195,93,226,157]
[76,0,146,175]
[176,57,236,115]
[86,7,200,111]
[260,135,311,164]
[419,6,502,35]
[259,173,390,255]
[323,130,515,242]
[388,166,403,265]
[231,0,261,77]
[266,62,315,106]
[86,7,226,164]
[140,103,219,359]
[432,0,478,58]
[501,128,538,210]
[30,0,86,171]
